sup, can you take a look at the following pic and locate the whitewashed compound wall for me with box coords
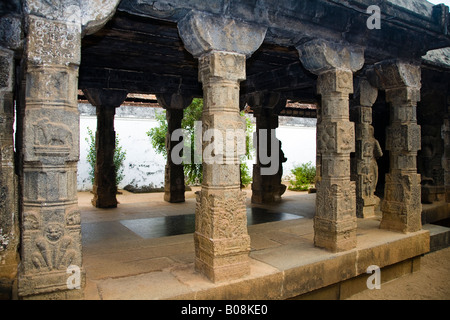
[77,104,316,191]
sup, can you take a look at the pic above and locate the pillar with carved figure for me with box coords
[249,92,287,204]
[352,79,383,218]
[368,61,423,233]
[18,0,121,299]
[178,12,266,282]
[298,40,364,252]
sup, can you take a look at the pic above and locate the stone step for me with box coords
[423,223,450,253]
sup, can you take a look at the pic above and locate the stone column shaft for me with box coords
[164,108,185,203]
[177,11,266,282]
[443,99,450,203]
[298,39,364,252]
[83,88,128,209]
[19,16,83,299]
[0,48,19,297]
[195,51,250,282]
[251,106,286,204]
[315,69,357,252]
[157,94,192,203]
[353,80,382,218]
[368,62,423,233]
[93,106,117,208]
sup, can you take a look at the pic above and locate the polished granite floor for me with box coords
[118,207,302,239]
[79,189,315,247]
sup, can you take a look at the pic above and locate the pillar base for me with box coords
[379,211,422,234]
[357,196,380,219]
[164,191,185,203]
[194,232,250,283]
[314,217,357,252]
[446,187,450,203]
[421,185,445,204]
[91,186,118,208]
[381,172,422,233]
[18,268,85,300]
[91,197,118,209]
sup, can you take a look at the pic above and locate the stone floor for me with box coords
[79,188,445,300]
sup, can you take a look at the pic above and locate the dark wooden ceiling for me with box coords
[79,11,316,101]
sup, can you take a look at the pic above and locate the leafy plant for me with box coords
[85,127,126,187]
[288,162,316,191]
[240,162,252,188]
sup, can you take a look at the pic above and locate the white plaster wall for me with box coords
[78,110,166,191]
[77,105,316,191]
[276,125,317,180]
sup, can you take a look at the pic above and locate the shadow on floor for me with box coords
[118,207,302,239]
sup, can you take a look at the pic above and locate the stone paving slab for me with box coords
[83,217,430,300]
[80,191,434,300]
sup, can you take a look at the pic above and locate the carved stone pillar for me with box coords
[298,40,364,252]
[157,94,193,203]
[249,93,287,204]
[19,15,83,300]
[83,89,128,208]
[442,98,450,203]
[178,12,266,282]
[352,79,383,218]
[18,0,120,299]
[368,61,422,233]
[0,48,19,298]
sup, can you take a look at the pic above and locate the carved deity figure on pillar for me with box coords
[367,60,423,233]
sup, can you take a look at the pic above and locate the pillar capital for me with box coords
[297,39,365,76]
[156,93,193,110]
[367,60,421,105]
[367,60,421,90]
[24,0,121,36]
[198,51,247,83]
[82,88,128,108]
[355,78,378,108]
[177,11,266,59]
[246,91,284,113]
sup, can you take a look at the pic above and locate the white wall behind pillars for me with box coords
[276,123,317,179]
[77,104,166,191]
[77,104,317,191]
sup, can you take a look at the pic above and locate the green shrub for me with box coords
[240,162,252,188]
[86,127,126,187]
[289,162,316,191]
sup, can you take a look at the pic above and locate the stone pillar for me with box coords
[156,94,193,203]
[249,93,287,204]
[178,12,266,282]
[443,98,450,203]
[83,89,128,208]
[368,60,422,233]
[352,79,383,218]
[18,0,120,299]
[0,48,19,298]
[298,40,364,252]
[19,15,83,300]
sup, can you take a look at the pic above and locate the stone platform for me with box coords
[79,190,432,300]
